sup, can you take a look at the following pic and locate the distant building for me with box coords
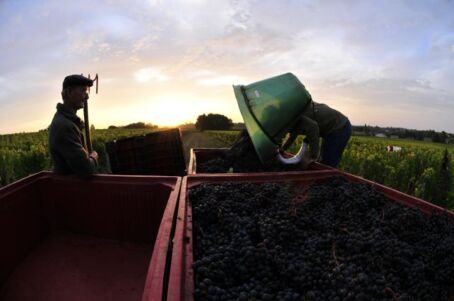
[390,135,399,139]
[375,133,387,138]
[423,137,432,142]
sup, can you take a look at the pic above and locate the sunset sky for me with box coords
[1,0,454,134]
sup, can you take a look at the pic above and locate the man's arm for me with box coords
[55,125,97,177]
[299,116,320,160]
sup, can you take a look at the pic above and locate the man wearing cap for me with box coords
[48,74,98,177]
[281,101,351,168]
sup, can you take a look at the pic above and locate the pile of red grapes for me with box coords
[190,176,454,300]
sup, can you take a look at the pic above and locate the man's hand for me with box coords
[276,146,284,155]
[89,151,98,161]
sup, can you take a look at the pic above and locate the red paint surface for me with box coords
[0,172,181,301]
[2,232,151,301]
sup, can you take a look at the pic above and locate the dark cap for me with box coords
[62,74,94,89]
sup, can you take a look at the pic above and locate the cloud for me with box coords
[98,43,111,53]
[132,34,159,53]
[317,77,453,111]
[2,0,454,132]
[87,14,141,39]
[148,0,161,6]
[134,67,170,83]
[184,69,217,79]
[197,75,244,87]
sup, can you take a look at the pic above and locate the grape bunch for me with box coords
[190,176,454,301]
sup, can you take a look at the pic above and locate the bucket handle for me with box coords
[276,142,309,165]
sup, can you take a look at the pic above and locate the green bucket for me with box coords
[233,73,312,165]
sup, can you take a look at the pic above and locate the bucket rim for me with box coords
[233,84,277,166]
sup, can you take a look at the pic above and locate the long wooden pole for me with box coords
[83,99,92,152]
[83,73,98,153]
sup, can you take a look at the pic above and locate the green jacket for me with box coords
[48,103,97,177]
[284,101,349,159]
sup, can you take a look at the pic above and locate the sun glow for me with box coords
[135,93,238,127]
[147,100,198,126]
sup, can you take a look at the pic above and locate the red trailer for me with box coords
[187,148,332,175]
[166,170,454,301]
[0,171,181,301]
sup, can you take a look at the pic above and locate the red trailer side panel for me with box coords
[0,172,181,301]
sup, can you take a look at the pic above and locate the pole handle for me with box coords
[83,100,93,153]
[81,73,98,154]
[83,73,93,153]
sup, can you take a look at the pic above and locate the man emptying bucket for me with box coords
[233,72,351,168]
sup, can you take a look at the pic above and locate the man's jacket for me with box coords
[48,103,97,177]
[290,101,349,159]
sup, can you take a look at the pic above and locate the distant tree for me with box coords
[123,122,157,129]
[195,113,233,131]
[195,114,207,131]
[90,124,95,132]
[124,122,146,129]
[416,131,423,140]
[432,132,445,143]
[407,130,413,139]
[441,131,448,143]
[178,123,196,130]
[108,125,118,129]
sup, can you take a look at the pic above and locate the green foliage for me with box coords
[206,130,240,146]
[195,114,233,131]
[335,137,454,206]
[122,122,157,129]
[0,128,156,186]
[330,136,453,209]
[432,149,452,208]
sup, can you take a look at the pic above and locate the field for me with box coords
[339,136,454,207]
[1,129,453,209]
